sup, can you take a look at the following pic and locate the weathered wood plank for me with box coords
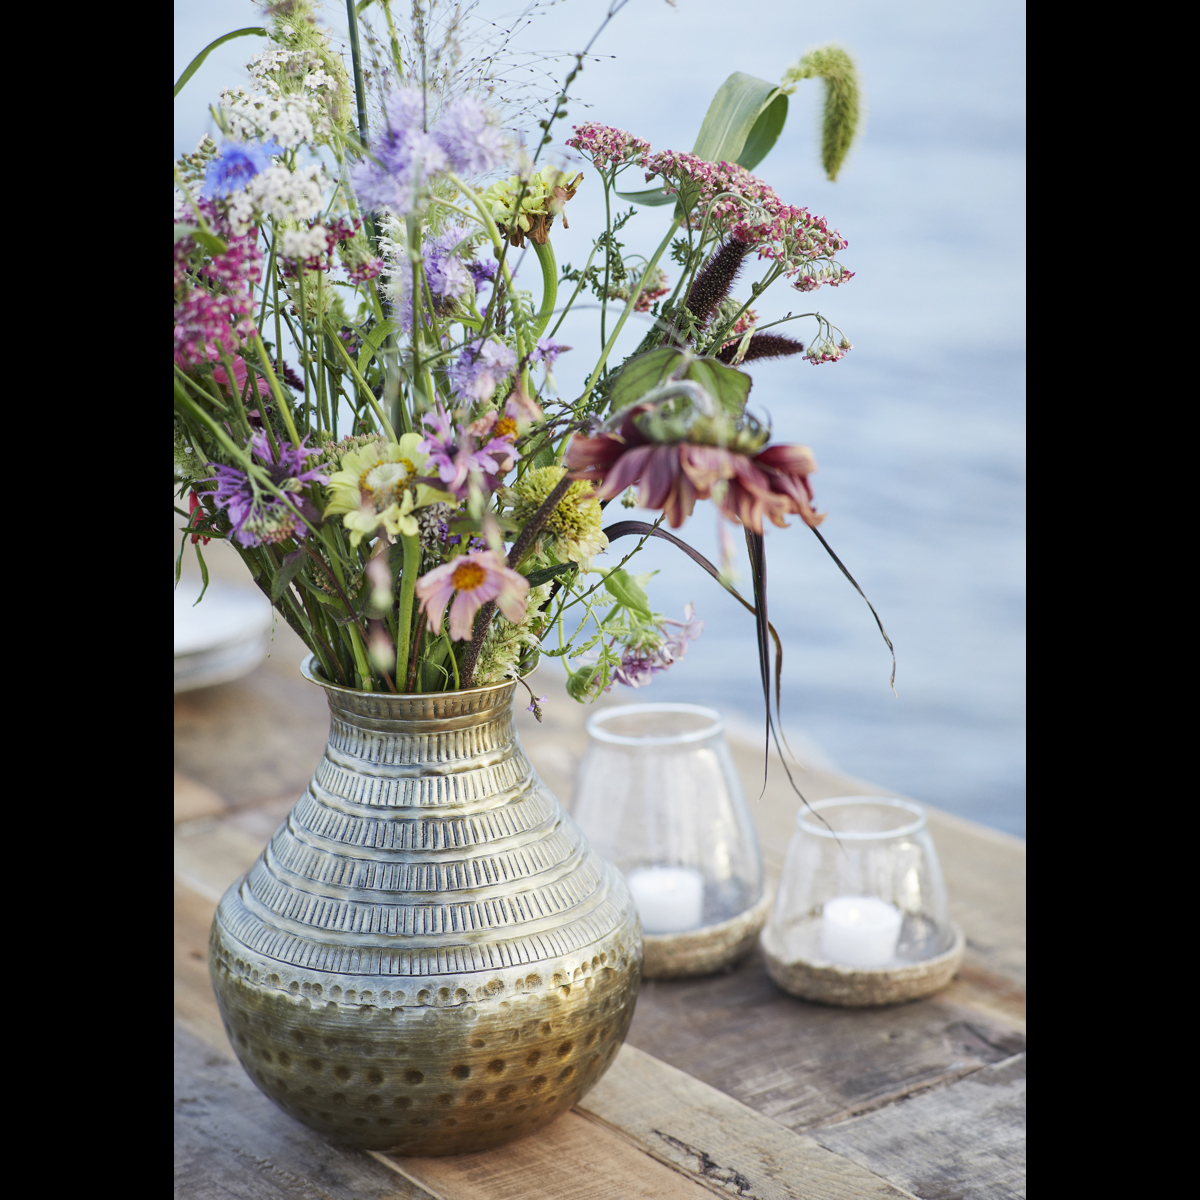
[175,771,227,823]
[626,945,1025,1133]
[577,1043,918,1200]
[383,1110,719,1200]
[176,1020,435,1200]
[175,878,229,1055]
[811,1054,1026,1200]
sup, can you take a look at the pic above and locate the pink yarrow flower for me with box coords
[416,550,530,641]
[566,122,652,171]
[638,148,852,287]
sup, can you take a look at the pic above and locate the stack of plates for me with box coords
[174,578,272,693]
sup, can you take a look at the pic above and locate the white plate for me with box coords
[174,577,272,693]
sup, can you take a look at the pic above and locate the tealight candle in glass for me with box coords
[761,796,964,1006]
[570,704,768,978]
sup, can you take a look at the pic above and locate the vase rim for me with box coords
[299,655,519,702]
[585,702,723,746]
[796,795,927,840]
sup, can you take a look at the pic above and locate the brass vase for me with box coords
[209,659,643,1155]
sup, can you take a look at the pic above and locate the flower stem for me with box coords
[393,532,421,690]
[531,239,557,342]
[578,216,683,413]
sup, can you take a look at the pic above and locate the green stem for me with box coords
[325,321,397,440]
[252,332,301,445]
[531,239,557,342]
[394,533,421,690]
[578,216,683,413]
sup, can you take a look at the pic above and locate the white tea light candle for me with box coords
[819,896,902,967]
[627,866,704,934]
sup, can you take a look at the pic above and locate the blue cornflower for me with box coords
[202,139,282,199]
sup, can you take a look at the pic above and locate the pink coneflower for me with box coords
[415,550,530,642]
[565,405,823,533]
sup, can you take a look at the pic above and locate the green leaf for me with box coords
[270,549,306,602]
[191,228,229,257]
[602,568,653,618]
[530,444,556,469]
[691,72,783,168]
[174,27,267,99]
[524,562,576,589]
[607,347,684,413]
[738,93,789,171]
[615,186,678,208]
[357,319,401,371]
[174,223,199,245]
[355,0,375,12]
[686,358,752,416]
[193,544,211,605]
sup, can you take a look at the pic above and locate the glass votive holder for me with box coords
[570,704,769,979]
[761,796,964,1006]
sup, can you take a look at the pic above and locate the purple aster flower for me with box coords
[201,139,282,199]
[433,97,511,175]
[446,337,517,403]
[611,605,704,689]
[207,433,327,547]
[530,336,568,367]
[418,406,516,498]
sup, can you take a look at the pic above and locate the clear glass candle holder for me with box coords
[761,796,964,1006]
[570,704,768,978]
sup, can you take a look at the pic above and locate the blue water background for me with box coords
[175,1,1026,836]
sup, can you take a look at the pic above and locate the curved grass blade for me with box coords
[174,28,267,99]
[603,520,809,804]
[810,525,896,692]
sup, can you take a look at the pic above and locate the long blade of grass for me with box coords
[809,525,896,692]
[173,28,267,99]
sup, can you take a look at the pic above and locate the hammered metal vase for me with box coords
[209,658,643,1155]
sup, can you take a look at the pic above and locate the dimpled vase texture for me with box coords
[209,661,643,1154]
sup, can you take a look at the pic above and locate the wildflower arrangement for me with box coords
[174,2,879,725]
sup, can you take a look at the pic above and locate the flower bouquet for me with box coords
[174,0,882,740]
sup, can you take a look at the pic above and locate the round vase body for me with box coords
[209,662,643,1155]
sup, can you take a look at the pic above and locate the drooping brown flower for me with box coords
[565,405,823,533]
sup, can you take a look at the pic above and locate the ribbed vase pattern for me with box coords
[210,660,643,1155]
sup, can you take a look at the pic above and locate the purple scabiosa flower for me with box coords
[392,224,488,330]
[433,97,511,175]
[468,258,497,291]
[446,337,517,404]
[207,433,327,547]
[201,139,282,199]
[351,87,447,213]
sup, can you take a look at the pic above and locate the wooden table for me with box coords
[174,548,1025,1200]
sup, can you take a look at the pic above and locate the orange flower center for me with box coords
[495,416,517,438]
[452,561,488,590]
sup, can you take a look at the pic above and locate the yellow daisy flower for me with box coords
[323,434,452,546]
